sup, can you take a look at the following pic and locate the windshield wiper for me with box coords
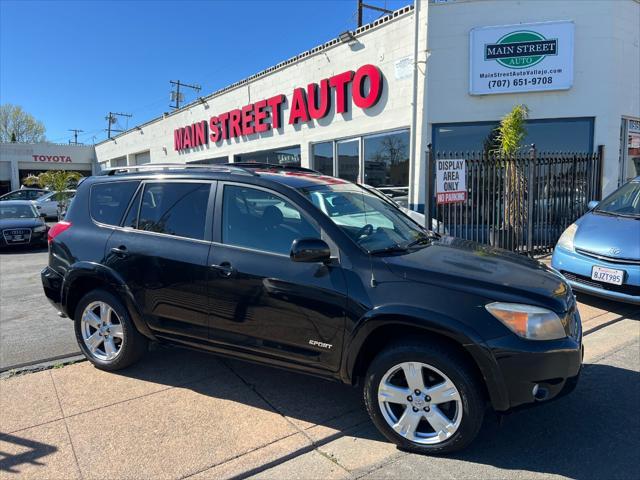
[595,209,640,219]
[405,234,433,249]
[369,244,409,255]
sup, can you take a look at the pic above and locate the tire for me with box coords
[74,289,148,371]
[363,341,485,455]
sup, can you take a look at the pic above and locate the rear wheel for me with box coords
[363,341,485,455]
[74,289,147,371]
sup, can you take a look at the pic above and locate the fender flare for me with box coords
[61,262,156,340]
[340,305,510,411]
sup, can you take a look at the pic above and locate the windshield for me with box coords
[0,204,38,219]
[299,183,428,253]
[594,181,640,218]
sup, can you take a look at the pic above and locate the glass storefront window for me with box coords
[337,139,359,182]
[364,130,410,188]
[312,142,333,176]
[234,146,301,166]
[620,118,640,185]
[433,117,595,153]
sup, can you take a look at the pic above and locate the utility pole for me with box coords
[105,112,132,139]
[68,129,84,145]
[357,0,394,27]
[169,80,201,110]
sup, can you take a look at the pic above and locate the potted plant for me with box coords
[489,104,529,250]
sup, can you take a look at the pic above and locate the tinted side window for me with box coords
[90,181,140,226]
[8,191,27,200]
[222,185,319,255]
[137,182,210,240]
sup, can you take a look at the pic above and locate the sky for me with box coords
[0,0,411,145]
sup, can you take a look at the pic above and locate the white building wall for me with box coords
[425,0,640,195]
[95,10,416,174]
[0,143,97,190]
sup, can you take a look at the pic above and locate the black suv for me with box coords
[42,163,582,454]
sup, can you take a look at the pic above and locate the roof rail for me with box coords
[226,162,320,174]
[99,163,257,176]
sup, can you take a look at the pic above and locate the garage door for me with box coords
[135,151,151,165]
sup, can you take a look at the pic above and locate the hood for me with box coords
[0,218,44,229]
[574,212,640,260]
[382,237,572,312]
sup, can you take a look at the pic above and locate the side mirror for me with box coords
[39,212,47,218]
[587,200,599,210]
[290,238,331,263]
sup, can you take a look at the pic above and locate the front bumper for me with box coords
[0,229,47,247]
[486,331,583,410]
[552,247,640,305]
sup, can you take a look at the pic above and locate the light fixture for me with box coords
[338,31,356,43]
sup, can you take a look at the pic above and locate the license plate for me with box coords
[591,265,624,285]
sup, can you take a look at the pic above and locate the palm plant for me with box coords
[23,170,83,219]
[495,105,529,246]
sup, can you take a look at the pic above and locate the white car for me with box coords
[35,190,75,219]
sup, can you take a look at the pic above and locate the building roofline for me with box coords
[96,4,414,147]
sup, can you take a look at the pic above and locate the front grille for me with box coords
[576,248,640,265]
[2,228,32,244]
[561,271,640,297]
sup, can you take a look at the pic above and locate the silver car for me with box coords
[35,190,75,219]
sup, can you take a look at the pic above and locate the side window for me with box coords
[222,185,319,255]
[90,181,140,226]
[137,182,210,240]
[9,191,27,200]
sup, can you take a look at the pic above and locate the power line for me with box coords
[357,0,394,27]
[105,112,132,139]
[68,129,84,145]
[169,80,201,110]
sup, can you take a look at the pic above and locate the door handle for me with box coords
[111,246,128,257]
[211,261,234,278]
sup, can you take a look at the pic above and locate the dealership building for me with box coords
[7,0,639,209]
[0,143,96,195]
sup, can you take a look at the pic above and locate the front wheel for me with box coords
[363,341,485,455]
[74,289,147,371]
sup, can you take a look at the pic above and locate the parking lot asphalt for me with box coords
[0,247,78,371]
[1,313,638,479]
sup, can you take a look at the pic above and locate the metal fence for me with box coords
[427,145,603,255]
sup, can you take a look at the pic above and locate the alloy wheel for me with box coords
[377,361,463,445]
[80,301,124,361]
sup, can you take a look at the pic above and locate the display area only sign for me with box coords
[436,159,467,204]
[470,21,574,95]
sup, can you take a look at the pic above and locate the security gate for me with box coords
[426,145,603,255]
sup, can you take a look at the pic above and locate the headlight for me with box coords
[33,225,46,233]
[557,223,578,251]
[485,302,566,340]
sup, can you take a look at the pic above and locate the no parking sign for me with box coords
[436,159,467,204]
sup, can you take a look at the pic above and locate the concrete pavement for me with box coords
[1,311,638,479]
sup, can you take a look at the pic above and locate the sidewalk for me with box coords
[1,307,638,479]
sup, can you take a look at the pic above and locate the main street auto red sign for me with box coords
[173,64,383,151]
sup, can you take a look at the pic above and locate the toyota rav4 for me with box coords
[42,163,582,454]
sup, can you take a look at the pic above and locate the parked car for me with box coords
[0,200,48,248]
[0,188,48,201]
[34,190,76,219]
[552,176,640,304]
[42,164,582,454]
